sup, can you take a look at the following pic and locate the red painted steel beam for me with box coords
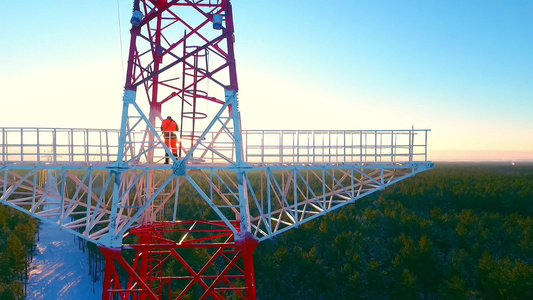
[100,221,258,299]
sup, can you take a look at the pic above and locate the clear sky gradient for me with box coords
[1,1,532,162]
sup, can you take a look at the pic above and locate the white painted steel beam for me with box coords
[0,157,433,247]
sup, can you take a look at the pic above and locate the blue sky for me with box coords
[1,1,532,161]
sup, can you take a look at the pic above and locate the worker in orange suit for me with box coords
[161,116,179,164]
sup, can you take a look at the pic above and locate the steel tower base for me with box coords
[100,221,258,300]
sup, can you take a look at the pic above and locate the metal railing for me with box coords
[243,130,429,165]
[0,128,122,164]
[0,128,430,165]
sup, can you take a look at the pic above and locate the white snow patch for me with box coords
[27,222,102,300]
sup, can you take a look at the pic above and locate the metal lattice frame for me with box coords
[100,221,258,300]
[0,0,434,299]
[120,0,240,167]
[0,162,432,244]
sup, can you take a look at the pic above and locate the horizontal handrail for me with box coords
[242,130,430,165]
[0,128,122,164]
[0,128,430,165]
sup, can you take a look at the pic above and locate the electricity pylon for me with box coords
[0,0,433,299]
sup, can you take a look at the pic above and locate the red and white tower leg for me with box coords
[100,0,257,299]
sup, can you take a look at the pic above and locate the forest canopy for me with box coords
[0,205,38,300]
[254,162,533,299]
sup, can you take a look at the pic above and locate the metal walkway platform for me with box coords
[1,127,430,166]
[1,126,433,246]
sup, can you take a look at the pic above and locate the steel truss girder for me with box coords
[100,221,257,300]
[188,162,434,241]
[0,164,188,245]
[0,162,432,246]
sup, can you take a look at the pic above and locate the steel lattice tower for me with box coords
[0,0,434,299]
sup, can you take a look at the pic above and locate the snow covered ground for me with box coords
[27,222,102,300]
